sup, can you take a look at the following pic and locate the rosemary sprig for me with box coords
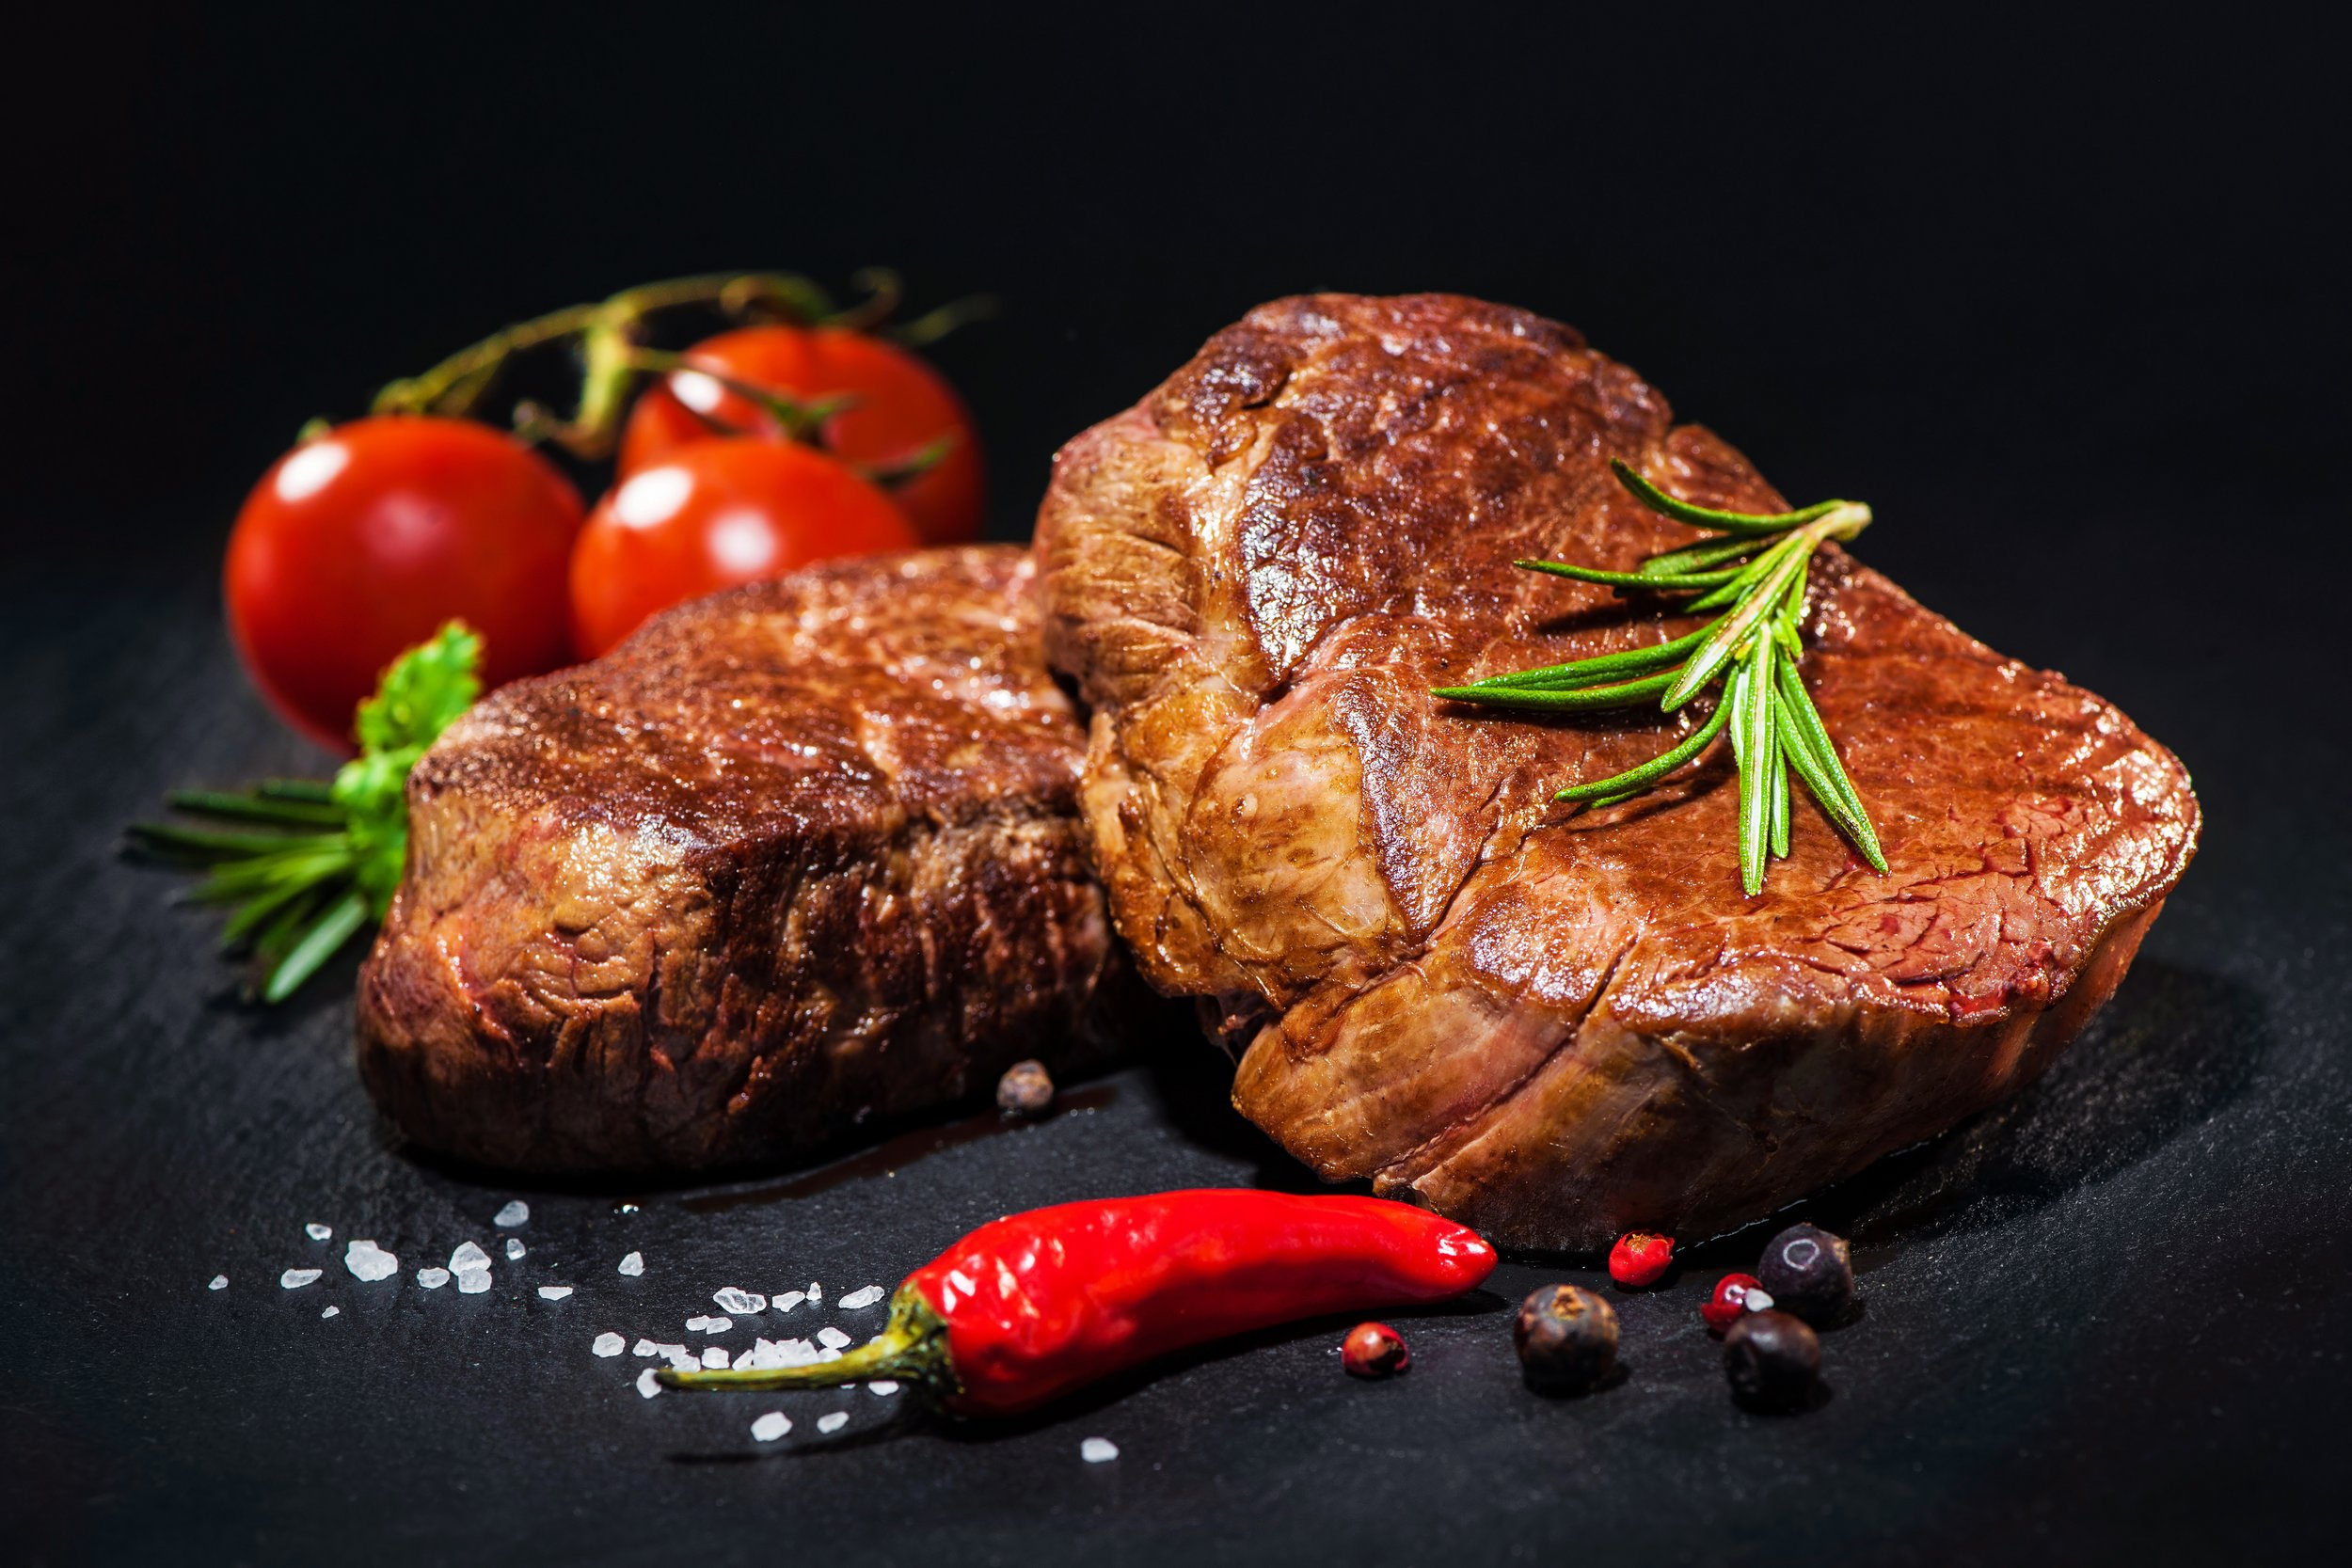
[1433,459,1888,894]
[127,624,482,1001]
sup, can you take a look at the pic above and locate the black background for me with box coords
[4,8,2347,1566]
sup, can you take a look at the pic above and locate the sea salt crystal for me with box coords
[449,1242,492,1273]
[839,1285,885,1309]
[773,1338,822,1368]
[817,1326,853,1350]
[868,1380,899,1397]
[701,1347,729,1370]
[685,1314,734,1334]
[457,1268,492,1294]
[817,1412,849,1434]
[538,1286,573,1301]
[617,1252,644,1276]
[504,1238,526,1260]
[493,1200,530,1227]
[751,1412,791,1442]
[806,1282,822,1303]
[343,1240,398,1282]
[661,1346,699,1371]
[1081,1437,1119,1464]
[305,1223,332,1241]
[279,1268,323,1290]
[322,1306,341,1318]
[208,1275,228,1291]
[713,1287,766,1315]
[417,1268,451,1290]
[594,1332,626,1357]
[636,1368,663,1399]
[632,1338,660,1356]
[772,1291,806,1314]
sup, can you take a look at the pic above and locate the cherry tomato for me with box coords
[569,439,917,657]
[224,415,583,752]
[617,325,984,544]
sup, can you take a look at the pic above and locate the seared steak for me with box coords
[1036,293,2199,1249]
[358,546,1121,1172]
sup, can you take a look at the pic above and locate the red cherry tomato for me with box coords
[617,325,984,545]
[569,438,918,658]
[224,415,583,752]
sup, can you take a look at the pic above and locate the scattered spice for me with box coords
[1756,1223,1853,1325]
[1701,1273,1772,1335]
[1341,1322,1411,1379]
[1513,1284,1619,1395]
[1608,1230,1674,1288]
[995,1058,1056,1117]
[1723,1310,1820,1411]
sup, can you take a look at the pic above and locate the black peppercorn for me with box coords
[995,1058,1056,1117]
[1723,1309,1820,1411]
[1513,1284,1619,1394]
[1756,1222,1854,1325]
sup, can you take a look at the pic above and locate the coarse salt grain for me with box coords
[1081,1437,1119,1464]
[504,1238,526,1260]
[807,1282,822,1302]
[450,1242,491,1273]
[751,1412,790,1442]
[305,1223,332,1241]
[868,1380,899,1396]
[713,1288,766,1315]
[632,1338,660,1356]
[817,1326,853,1350]
[652,1344,694,1370]
[343,1240,399,1282]
[457,1269,492,1294]
[538,1286,573,1301]
[208,1275,228,1291]
[636,1368,663,1399]
[701,1347,728,1370]
[617,1251,644,1276]
[685,1315,733,1334]
[417,1267,451,1290]
[493,1200,530,1227]
[594,1332,626,1357]
[773,1291,805,1313]
[280,1268,323,1290]
[817,1412,849,1434]
[321,1306,339,1318]
[839,1286,885,1309]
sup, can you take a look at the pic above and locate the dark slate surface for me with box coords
[3,491,2348,1566]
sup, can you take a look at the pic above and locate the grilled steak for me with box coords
[1036,293,2199,1249]
[357,546,1122,1172]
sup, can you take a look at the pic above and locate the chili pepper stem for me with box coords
[655,1289,953,1397]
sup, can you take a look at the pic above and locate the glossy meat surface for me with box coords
[1036,293,2199,1247]
[358,546,1121,1171]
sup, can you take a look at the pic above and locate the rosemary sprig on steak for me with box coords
[1433,459,1887,894]
[127,624,480,1001]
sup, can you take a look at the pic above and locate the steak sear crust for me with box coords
[1035,294,2199,1248]
[358,546,1121,1172]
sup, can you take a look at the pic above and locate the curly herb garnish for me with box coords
[128,623,481,1001]
[1434,460,1888,895]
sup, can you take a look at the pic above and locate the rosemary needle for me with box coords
[127,622,482,1001]
[1437,458,1887,895]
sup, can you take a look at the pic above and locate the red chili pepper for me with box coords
[1608,1230,1674,1288]
[658,1190,1496,1415]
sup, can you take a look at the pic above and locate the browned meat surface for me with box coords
[1035,293,2199,1249]
[357,546,1122,1172]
